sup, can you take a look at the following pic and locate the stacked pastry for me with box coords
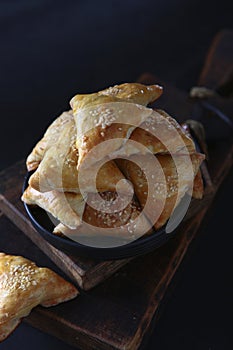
[22,83,205,244]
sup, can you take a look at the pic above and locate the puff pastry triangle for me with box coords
[0,253,78,341]
[26,111,73,171]
[53,191,152,244]
[28,113,128,194]
[70,83,163,168]
[116,152,204,230]
[70,82,163,111]
[129,109,196,155]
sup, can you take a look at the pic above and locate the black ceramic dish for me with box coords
[22,171,179,260]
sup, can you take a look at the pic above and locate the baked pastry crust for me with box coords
[192,169,204,199]
[22,82,205,239]
[0,253,78,341]
[22,186,85,229]
[26,111,73,172]
[116,152,204,229]
[70,82,163,111]
[53,191,152,243]
[73,101,154,168]
[129,109,196,155]
[71,83,163,168]
[22,187,152,240]
[28,113,130,194]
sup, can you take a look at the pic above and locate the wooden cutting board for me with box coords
[0,30,232,350]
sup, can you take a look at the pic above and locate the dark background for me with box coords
[0,0,232,349]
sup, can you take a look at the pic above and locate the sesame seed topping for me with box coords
[0,262,38,293]
[89,106,116,129]
[101,86,122,96]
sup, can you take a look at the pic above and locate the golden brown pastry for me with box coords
[0,252,78,342]
[73,101,154,168]
[22,187,151,241]
[28,113,130,194]
[22,186,85,229]
[129,109,196,155]
[191,169,204,199]
[70,83,163,168]
[53,191,152,244]
[26,111,73,172]
[70,82,163,111]
[116,152,205,230]
[22,82,205,241]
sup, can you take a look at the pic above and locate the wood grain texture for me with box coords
[0,31,232,349]
[0,210,207,350]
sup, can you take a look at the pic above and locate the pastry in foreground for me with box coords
[0,252,78,341]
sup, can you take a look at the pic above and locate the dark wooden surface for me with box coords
[0,31,232,349]
[0,207,212,350]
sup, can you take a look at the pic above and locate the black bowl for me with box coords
[23,172,178,260]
